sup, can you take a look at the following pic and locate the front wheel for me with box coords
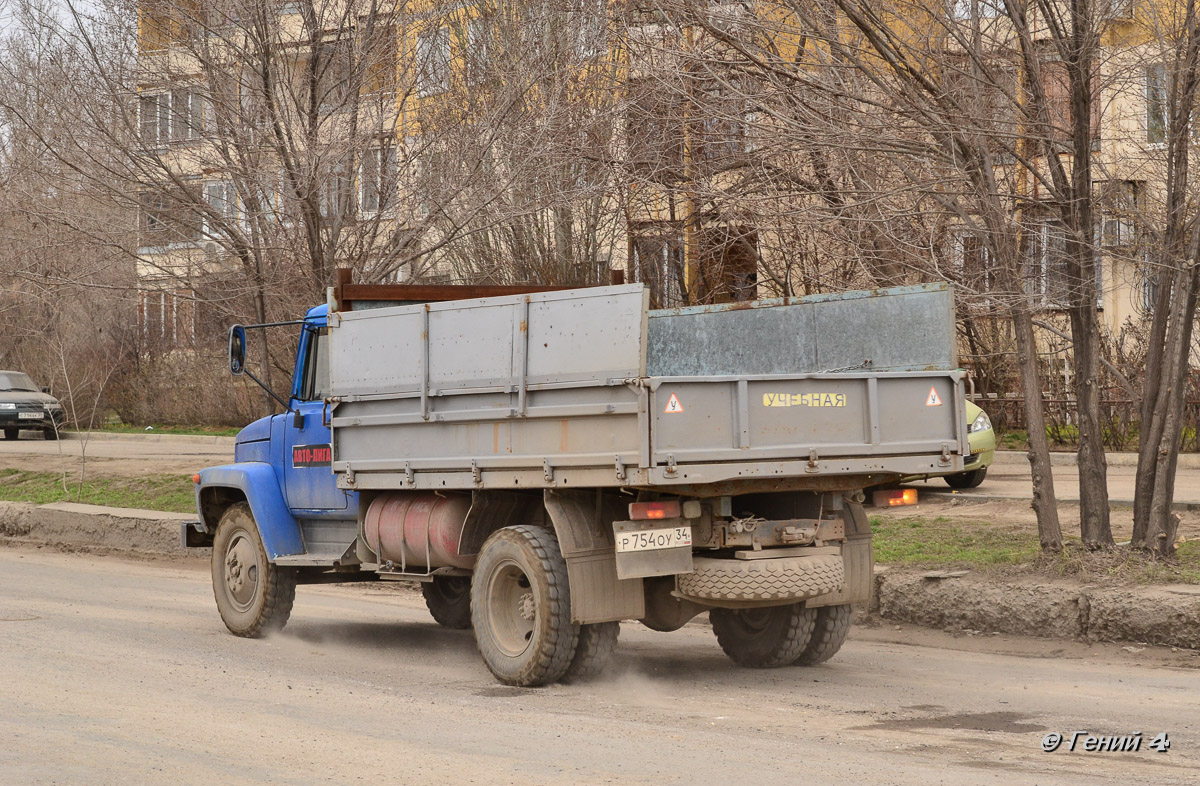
[710,603,817,668]
[945,466,987,489]
[422,576,472,629]
[3,427,17,441]
[470,525,578,687]
[211,502,296,637]
[43,428,59,441]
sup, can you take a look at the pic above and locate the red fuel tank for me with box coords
[363,493,475,570]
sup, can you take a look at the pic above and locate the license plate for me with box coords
[18,412,43,420]
[615,526,693,553]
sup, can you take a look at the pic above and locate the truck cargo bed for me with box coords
[328,284,965,493]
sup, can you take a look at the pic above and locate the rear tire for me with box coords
[422,576,472,629]
[794,604,852,666]
[471,525,578,687]
[561,622,619,683]
[711,603,817,668]
[211,502,296,637]
[945,466,987,489]
[4,428,17,441]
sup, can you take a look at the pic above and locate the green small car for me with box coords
[900,399,995,490]
[947,400,995,488]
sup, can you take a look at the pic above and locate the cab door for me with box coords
[280,324,349,512]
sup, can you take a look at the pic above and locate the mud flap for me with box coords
[543,489,645,624]
[808,498,873,608]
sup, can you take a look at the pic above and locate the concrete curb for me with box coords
[875,569,1200,650]
[0,501,199,556]
[57,431,237,446]
[3,500,1197,651]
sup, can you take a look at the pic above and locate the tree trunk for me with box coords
[1064,2,1112,549]
[1012,304,1063,552]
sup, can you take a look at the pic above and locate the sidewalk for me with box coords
[915,450,1200,510]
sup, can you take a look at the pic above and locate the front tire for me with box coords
[43,428,59,441]
[945,466,987,489]
[4,427,17,441]
[422,576,472,629]
[711,603,817,668]
[470,525,578,687]
[211,502,296,637]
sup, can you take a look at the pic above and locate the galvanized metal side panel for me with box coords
[649,372,963,465]
[330,285,648,399]
[646,284,956,377]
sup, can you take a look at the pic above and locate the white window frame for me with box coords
[416,26,451,97]
[359,145,397,215]
[204,180,239,236]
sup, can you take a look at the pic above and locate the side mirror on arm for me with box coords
[229,325,247,376]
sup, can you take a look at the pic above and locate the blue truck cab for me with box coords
[185,304,358,565]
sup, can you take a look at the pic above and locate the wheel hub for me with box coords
[223,534,259,611]
[518,592,536,621]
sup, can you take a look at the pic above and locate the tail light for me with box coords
[628,501,681,520]
[872,488,917,507]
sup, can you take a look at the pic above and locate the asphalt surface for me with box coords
[2,546,1196,785]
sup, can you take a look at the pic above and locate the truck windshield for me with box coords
[0,372,38,392]
[301,328,330,402]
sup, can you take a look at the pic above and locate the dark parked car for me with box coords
[0,371,65,440]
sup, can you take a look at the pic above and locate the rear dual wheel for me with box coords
[470,525,620,686]
[711,602,851,668]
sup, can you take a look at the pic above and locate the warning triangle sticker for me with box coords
[926,387,943,407]
[664,393,685,414]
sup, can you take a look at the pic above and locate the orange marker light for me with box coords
[871,488,918,507]
[192,474,201,484]
[628,501,682,520]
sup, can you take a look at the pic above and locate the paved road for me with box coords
[2,547,1195,785]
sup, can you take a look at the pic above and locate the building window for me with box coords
[631,228,686,308]
[139,93,169,148]
[141,89,204,147]
[138,288,196,349]
[319,162,354,219]
[956,231,997,298]
[1099,179,1143,249]
[417,26,451,96]
[466,16,490,85]
[1147,64,1167,143]
[361,22,398,94]
[573,0,606,60]
[1141,266,1159,315]
[1022,220,1103,309]
[360,145,397,214]
[204,180,239,235]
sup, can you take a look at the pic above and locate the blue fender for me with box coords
[196,463,305,560]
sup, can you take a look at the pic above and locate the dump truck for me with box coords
[185,274,965,686]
